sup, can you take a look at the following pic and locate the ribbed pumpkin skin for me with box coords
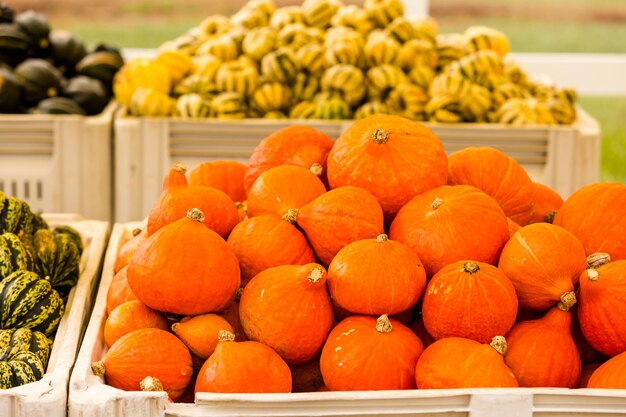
[505,307,581,388]
[296,186,385,266]
[529,182,563,224]
[389,185,509,277]
[114,228,147,273]
[327,114,448,221]
[106,266,137,315]
[147,165,239,239]
[227,215,315,286]
[422,261,518,343]
[578,260,626,357]
[244,125,334,191]
[239,264,334,365]
[554,182,626,260]
[498,223,586,311]
[327,235,426,315]
[320,316,424,391]
[104,300,170,348]
[447,147,534,226]
[189,160,248,203]
[94,328,193,401]
[195,337,292,393]
[128,214,241,316]
[172,314,234,360]
[246,165,327,218]
[587,351,626,388]
[415,337,519,389]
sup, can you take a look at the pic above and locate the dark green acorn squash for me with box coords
[0,270,64,337]
[0,66,22,113]
[0,233,34,279]
[32,229,81,297]
[0,3,14,24]
[0,23,29,66]
[35,96,86,115]
[49,30,86,77]
[0,327,52,369]
[15,59,64,106]
[64,76,107,115]
[51,225,83,255]
[0,193,34,236]
[15,10,50,56]
[0,350,44,389]
[75,51,124,93]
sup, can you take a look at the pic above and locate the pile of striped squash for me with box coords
[113,0,576,124]
[0,192,84,389]
[95,114,626,400]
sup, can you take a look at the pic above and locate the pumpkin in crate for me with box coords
[92,328,193,401]
[327,234,426,315]
[320,315,424,391]
[529,182,563,224]
[239,264,334,365]
[415,336,518,389]
[227,215,315,286]
[0,232,34,279]
[171,313,234,362]
[587,351,626,389]
[147,164,239,238]
[14,59,63,106]
[104,300,170,348]
[421,261,518,343]
[389,185,509,277]
[114,228,147,274]
[498,223,586,311]
[327,114,447,221]
[244,125,334,192]
[504,305,581,388]
[0,270,64,337]
[507,217,521,237]
[447,147,535,226]
[129,208,240,316]
[553,182,626,260]
[196,330,291,393]
[221,290,247,342]
[106,266,138,314]
[189,160,247,203]
[30,228,82,297]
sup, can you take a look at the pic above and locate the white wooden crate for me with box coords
[0,215,110,417]
[0,105,115,222]
[69,222,626,417]
[113,110,600,222]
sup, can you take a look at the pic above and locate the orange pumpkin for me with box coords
[320,315,424,391]
[504,306,581,388]
[327,234,426,315]
[235,201,247,223]
[554,182,626,260]
[104,300,170,348]
[415,336,518,389]
[422,261,518,343]
[529,182,563,224]
[221,292,247,342]
[128,208,240,316]
[227,215,315,286]
[114,228,147,273]
[246,165,327,218]
[92,328,193,401]
[147,163,239,238]
[587,352,626,389]
[244,125,334,192]
[239,264,334,365]
[389,185,510,277]
[172,314,234,360]
[189,160,247,203]
[327,114,448,221]
[195,330,292,393]
[498,223,586,311]
[578,255,626,357]
[290,359,324,393]
[447,147,534,226]
[507,217,521,237]
[287,186,385,266]
[106,266,138,315]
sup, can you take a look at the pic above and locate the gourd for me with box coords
[0,232,34,279]
[0,328,52,388]
[529,182,563,224]
[104,300,170,348]
[113,228,146,273]
[171,313,234,361]
[189,160,247,203]
[63,75,108,115]
[106,266,137,315]
[14,59,63,105]
[35,97,86,115]
[587,351,626,389]
[31,228,82,297]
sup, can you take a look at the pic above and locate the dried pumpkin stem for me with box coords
[463,262,480,274]
[282,208,299,224]
[310,163,324,177]
[557,291,577,311]
[431,198,443,210]
[376,314,393,333]
[171,323,180,333]
[173,162,187,174]
[234,287,244,303]
[587,269,600,282]
[308,267,324,283]
[372,129,389,144]
[132,228,143,237]
[187,208,205,223]
[140,376,164,392]
[587,253,610,269]
[544,210,557,224]
[218,330,236,342]
[490,336,507,355]
[376,234,389,243]
[91,361,106,377]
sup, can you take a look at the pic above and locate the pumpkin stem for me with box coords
[218,330,236,342]
[187,208,205,223]
[463,262,480,274]
[308,266,324,283]
[376,234,389,243]
[431,198,443,210]
[586,268,600,282]
[91,361,106,377]
[234,287,244,303]
[132,228,143,237]
[372,129,389,144]
[171,323,180,333]
[375,314,393,333]
[544,210,557,224]
[173,162,187,174]
[490,336,507,355]
[310,163,323,177]
[140,376,164,392]
[282,208,299,224]
[587,253,610,269]
[557,291,577,311]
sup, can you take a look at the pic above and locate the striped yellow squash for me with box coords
[261,47,298,83]
[175,94,213,119]
[251,82,293,114]
[216,58,260,97]
[364,0,404,28]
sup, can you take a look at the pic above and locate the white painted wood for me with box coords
[404,0,430,19]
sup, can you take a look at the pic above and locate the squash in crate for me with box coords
[14,59,63,105]
[0,232,35,279]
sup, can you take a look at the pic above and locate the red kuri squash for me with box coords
[529,182,563,224]
[104,300,170,348]
[106,266,138,315]
[172,314,234,360]
[114,228,147,273]
[189,160,247,203]
[587,351,626,389]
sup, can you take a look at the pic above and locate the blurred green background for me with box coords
[16,0,626,183]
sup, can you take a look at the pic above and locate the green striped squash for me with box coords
[0,233,34,280]
[302,0,341,29]
[199,15,233,38]
[413,17,439,45]
[425,95,463,123]
[364,0,404,28]
[296,44,326,76]
[386,83,429,121]
[366,64,407,100]
[0,328,52,369]
[354,101,391,119]
[196,35,238,62]
[251,82,293,114]
[364,31,400,67]
[242,27,276,61]
[278,23,318,50]
[231,7,268,29]
[263,111,288,119]
[0,350,45,389]
[314,93,352,119]
[261,47,298,83]
[50,225,83,255]
[464,26,510,58]
[191,54,223,80]
[216,59,260,97]
[331,5,373,36]
[447,50,504,85]
[270,6,304,30]
[174,74,220,100]
[386,16,416,43]
[32,229,81,297]
[492,82,527,108]
[396,39,437,71]
[175,94,213,119]
[0,271,64,337]
[289,101,317,119]
[325,27,365,68]
[293,73,320,102]
[436,33,467,69]
[408,65,436,90]
[322,64,364,96]
[129,88,174,117]
[0,194,40,237]
[211,92,247,119]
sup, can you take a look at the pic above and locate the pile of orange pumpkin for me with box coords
[92,114,626,400]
